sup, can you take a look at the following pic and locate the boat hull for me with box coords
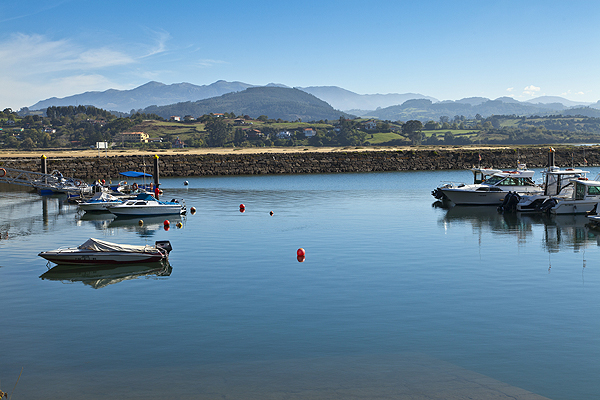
[107,205,183,216]
[440,189,509,205]
[38,250,165,264]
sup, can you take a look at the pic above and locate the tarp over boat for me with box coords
[119,171,152,178]
[77,238,155,253]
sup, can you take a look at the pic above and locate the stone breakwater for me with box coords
[0,147,598,181]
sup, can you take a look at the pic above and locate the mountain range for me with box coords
[26,80,600,122]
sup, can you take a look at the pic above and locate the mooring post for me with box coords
[41,154,47,175]
[153,154,160,188]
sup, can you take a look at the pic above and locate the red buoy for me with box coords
[239,204,245,209]
[164,220,170,226]
[297,248,305,257]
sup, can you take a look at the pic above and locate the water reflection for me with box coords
[77,213,184,236]
[39,261,172,289]
[436,202,600,252]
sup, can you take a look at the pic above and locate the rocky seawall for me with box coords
[0,147,597,181]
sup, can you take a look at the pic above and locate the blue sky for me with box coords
[1,0,599,110]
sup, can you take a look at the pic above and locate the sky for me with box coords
[1,0,600,110]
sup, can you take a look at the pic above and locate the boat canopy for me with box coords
[77,238,154,253]
[119,171,152,178]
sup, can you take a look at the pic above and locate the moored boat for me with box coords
[78,192,124,211]
[437,164,542,205]
[38,238,172,265]
[106,193,185,216]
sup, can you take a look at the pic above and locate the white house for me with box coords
[303,128,316,138]
[277,130,292,139]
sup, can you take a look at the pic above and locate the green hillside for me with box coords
[142,87,352,122]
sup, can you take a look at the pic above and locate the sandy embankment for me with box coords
[0,145,508,159]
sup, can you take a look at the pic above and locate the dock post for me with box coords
[41,154,47,175]
[153,154,160,188]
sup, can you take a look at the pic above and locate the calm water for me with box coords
[2,169,600,399]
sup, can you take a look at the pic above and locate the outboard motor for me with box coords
[155,240,173,254]
[498,191,520,213]
[539,198,558,213]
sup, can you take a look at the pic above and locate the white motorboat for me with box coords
[432,166,504,200]
[508,167,589,212]
[541,178,600,214]
[438,164,543,205]
[78,192,124,211]
[106,193,185,216]
[39,238,172,265]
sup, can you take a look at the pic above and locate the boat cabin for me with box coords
[571,179,600,200]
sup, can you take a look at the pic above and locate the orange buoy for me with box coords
[239,203,245,209]
[164,220,170,226]
[297,248,305,257]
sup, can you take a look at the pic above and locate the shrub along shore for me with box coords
[0,146,597,182]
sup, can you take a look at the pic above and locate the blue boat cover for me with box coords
[119,171,152,178]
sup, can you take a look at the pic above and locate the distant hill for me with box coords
[142,86,352,121]
[29,80,256,112]
[526,96,592,108]
[298,86,437,111]
[366,98,581,121]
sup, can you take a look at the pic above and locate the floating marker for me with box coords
[190,207,196,215]
[176,222,183,228]
[297,248,306,257]
[239,203,245,209]
[164,220,170,226]
[269,211,274,216]
[138,220,144,226]
[184,181,189,186]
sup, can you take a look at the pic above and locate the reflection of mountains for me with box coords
[40,261,172,289]
[439,204,600,252]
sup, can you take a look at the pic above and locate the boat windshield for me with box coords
[486,176,535,186]
[483,176,504,185]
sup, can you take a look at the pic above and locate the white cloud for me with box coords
[0,33,140,108]
[0,33,135,78]
[523,85,541,96]
[506,87,514,92]
[197,59,228,68]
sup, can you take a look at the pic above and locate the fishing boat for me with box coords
[499,149,590,213]
[437,164,543,205]
[105,193,185,216]
[38,238,172,265]
[540,177,600,214]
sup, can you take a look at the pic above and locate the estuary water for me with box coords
[2,169,600,399]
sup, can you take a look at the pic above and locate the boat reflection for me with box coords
[436,202,600,252]
[40,261,172,289]
[77,213,184,236]
[109,215,184,236]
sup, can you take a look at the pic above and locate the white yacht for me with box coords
[438,165,543,205]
